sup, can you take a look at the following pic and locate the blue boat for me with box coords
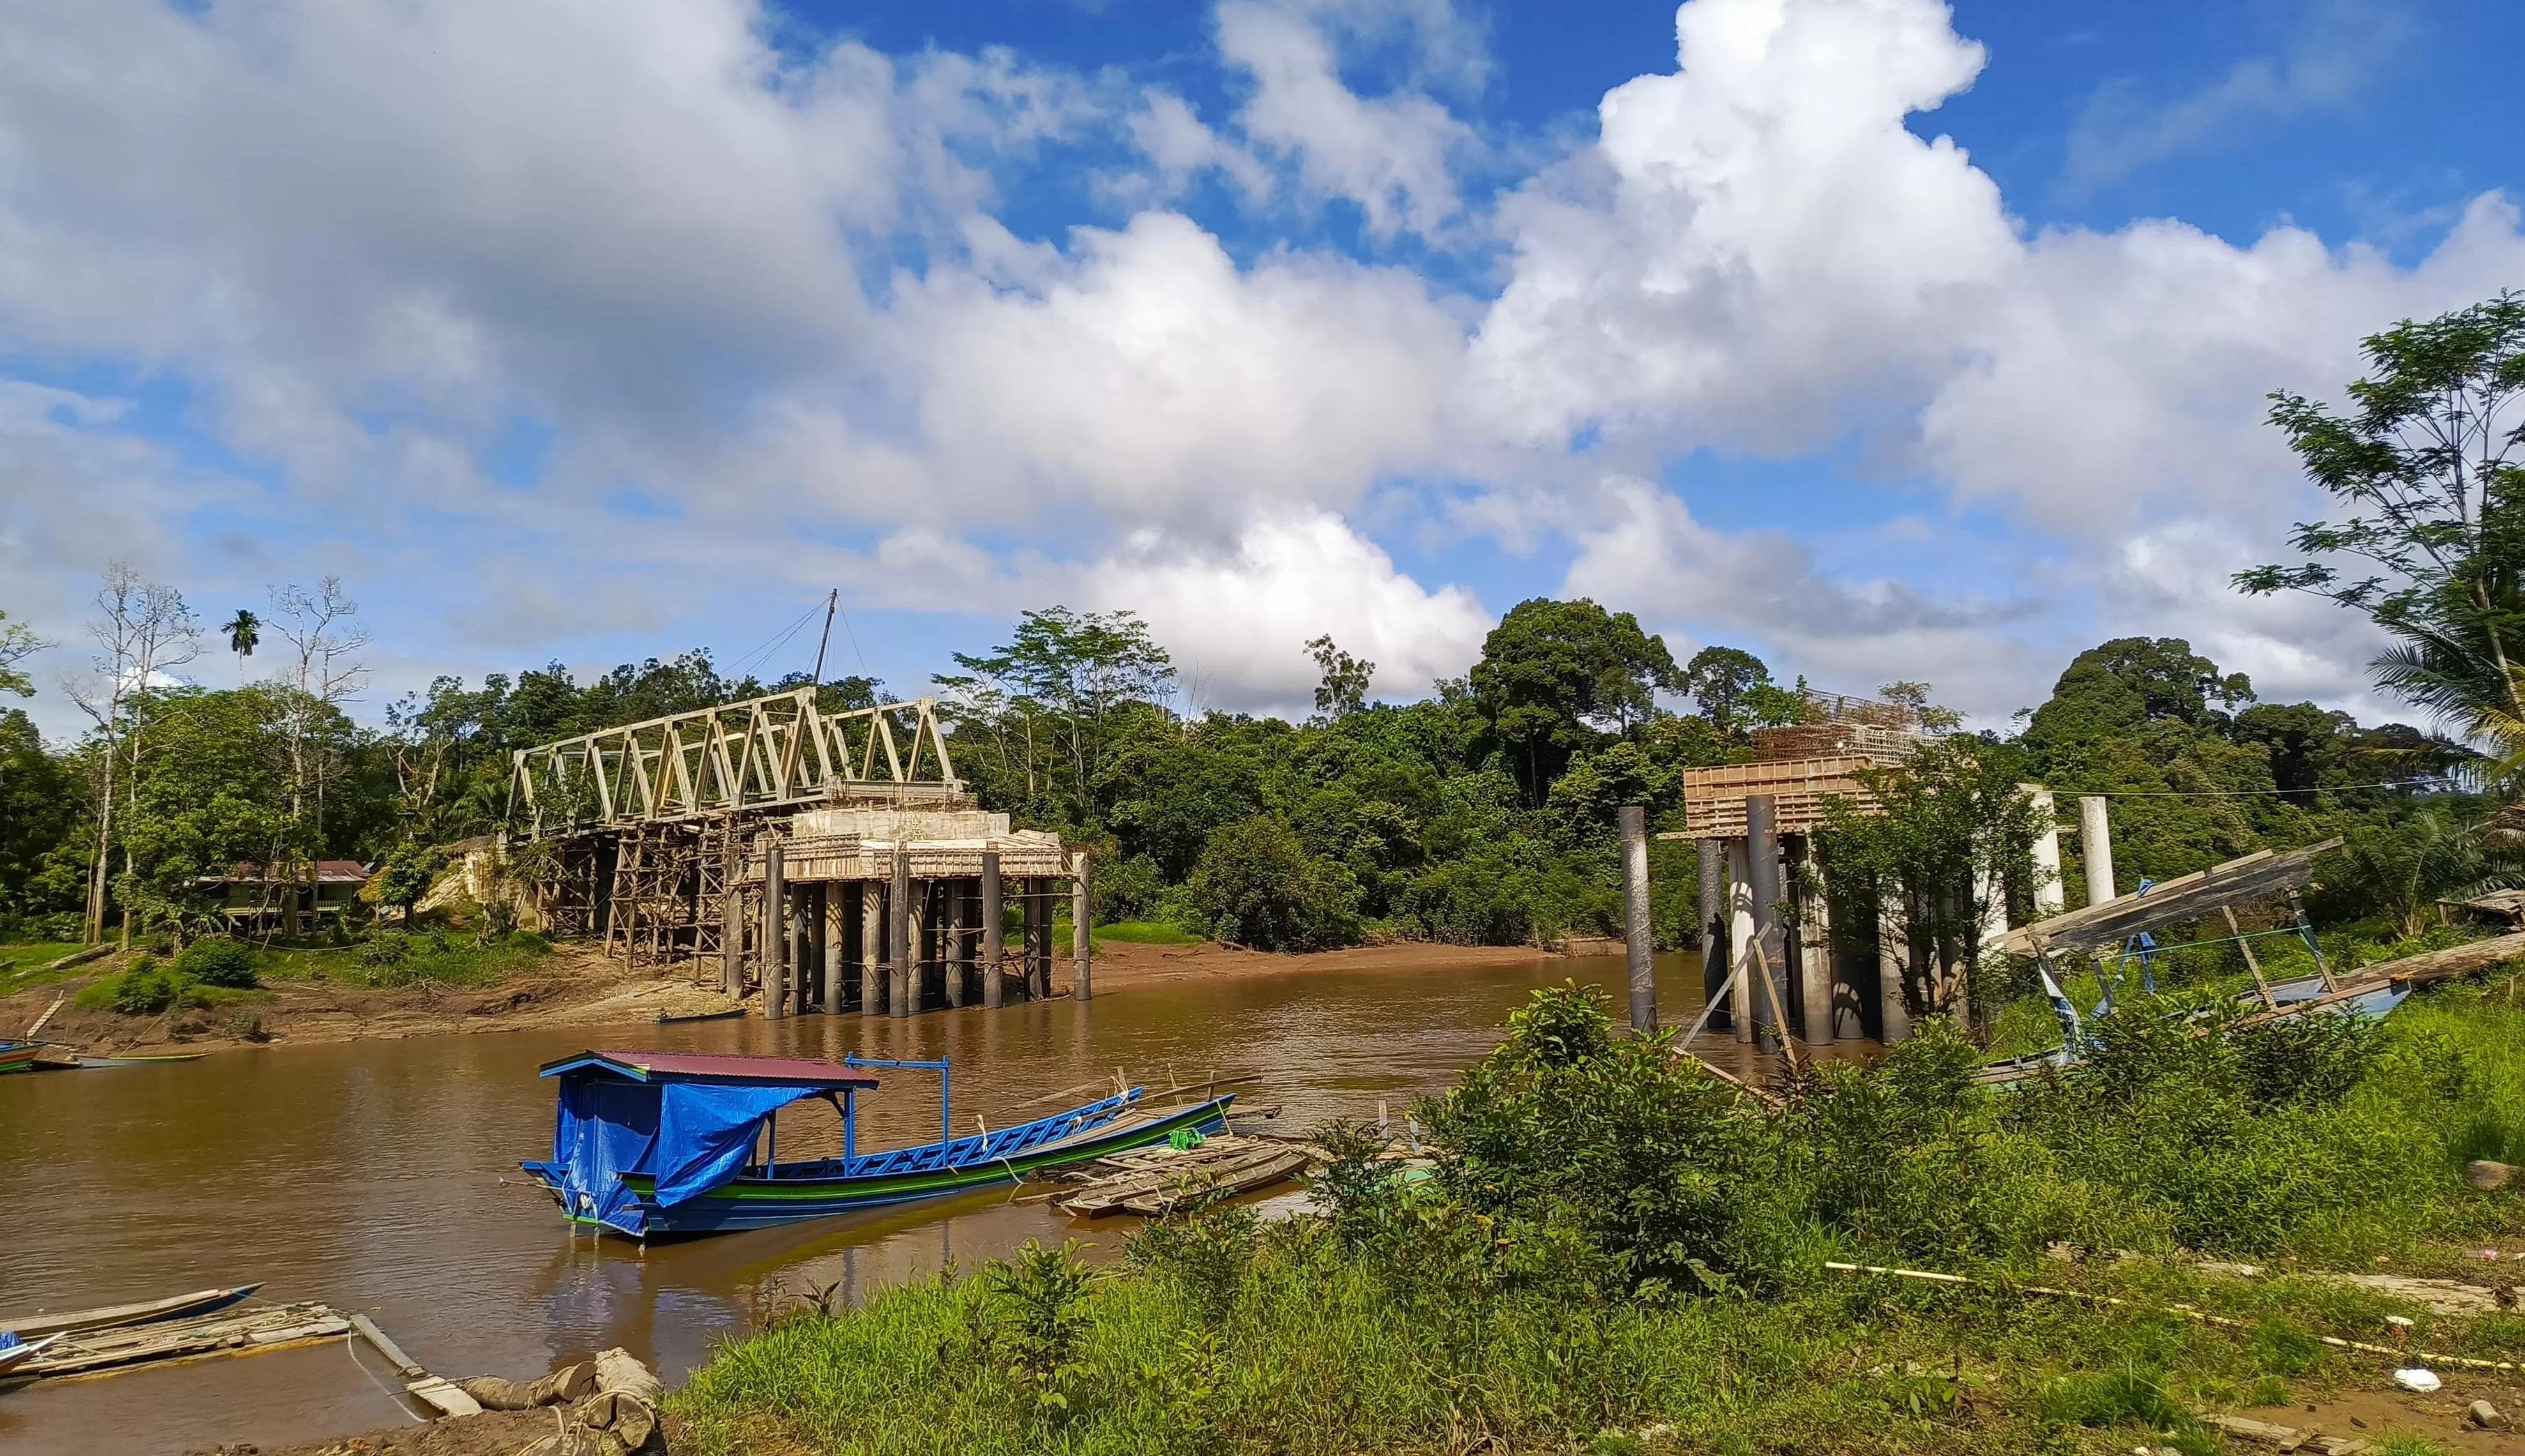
[522,1049,1232,1238]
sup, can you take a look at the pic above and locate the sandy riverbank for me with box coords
[3,937,1581,1057]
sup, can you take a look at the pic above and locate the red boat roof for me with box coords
[538,1049,879,1089]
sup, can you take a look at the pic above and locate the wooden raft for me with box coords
[1054,1136,1313,1217]
[22,1302,350,1377]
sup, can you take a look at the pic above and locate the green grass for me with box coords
[57,930,560,1016]
[1,940,95,991]
[1091,921,1206,946]
[674,1219,2525,1456]
[257,930,556,989]
[673,976,2525,1456]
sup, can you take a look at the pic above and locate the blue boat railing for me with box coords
[774,1089,1148,1181]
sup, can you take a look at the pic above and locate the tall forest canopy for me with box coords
[0,584,2462,958]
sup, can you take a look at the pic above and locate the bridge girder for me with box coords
[508,689,960,838]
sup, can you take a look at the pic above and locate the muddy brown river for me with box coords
[1,954,1750,1454]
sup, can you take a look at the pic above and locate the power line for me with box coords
[728,600,823,678]
[2069,777,2457,798]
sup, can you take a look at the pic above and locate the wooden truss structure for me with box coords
[508,690,960,838]
[603,821,731,972]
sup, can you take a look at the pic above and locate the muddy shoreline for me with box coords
[3,937,1575,1058]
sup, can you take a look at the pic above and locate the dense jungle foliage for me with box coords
[0,605,2474,960]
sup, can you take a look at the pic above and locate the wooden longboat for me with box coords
[0,1039,38,1075]
[520,1049,1232,1238]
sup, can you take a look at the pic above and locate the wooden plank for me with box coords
[1992,840,2340,957]
[347,1312,425,1378]
[405,1374,484,1418]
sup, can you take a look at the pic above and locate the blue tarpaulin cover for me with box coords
[552,1075,822,1220]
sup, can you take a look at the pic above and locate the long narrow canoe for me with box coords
[0,1040,39,1075]
[74,1051,211,1068]
[0,1284,264,1341]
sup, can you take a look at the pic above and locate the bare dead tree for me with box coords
[63,563,201,945]
[267,579,368,931]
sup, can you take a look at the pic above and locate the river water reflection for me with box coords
[1,953,1746,1454]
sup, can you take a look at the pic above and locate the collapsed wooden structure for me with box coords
[506,688,1090,1018]
[1660,688,2040,1050]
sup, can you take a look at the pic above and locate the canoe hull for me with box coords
[531,1097,1232,1237]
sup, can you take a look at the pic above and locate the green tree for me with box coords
[2238,292,2525,737]
[1469,598,1681,804]
[371,840,450,927]
[0,708,77,916]
[222,609,261,683]
[112,686,301,940]
[1188,816,1361,951]
[1817,736,2042,1027]
[945,608,1176,828]
[2324,807,2503,938]
[1306,634,1374,719]
[1681,645,1770,738]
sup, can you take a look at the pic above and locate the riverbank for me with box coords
[0,941,739,1055]
[1,936,1569,1057]
[669,980,2525,1456]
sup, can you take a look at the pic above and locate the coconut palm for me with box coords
[224,609,260,684]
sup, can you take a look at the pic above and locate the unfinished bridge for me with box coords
[507,686,1087,1019]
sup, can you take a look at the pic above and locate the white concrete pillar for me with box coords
[2026,785,2065,915]
[1725,840,1756,1044]
[1877,894,1911,1043]
[1697,837,1728,1031]
[1795,842,1835,1046]
[1620,805,1655,1033]
[1745,795,1784,1045]
[2079,795,2116,907]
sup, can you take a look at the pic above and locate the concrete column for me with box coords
[1619,805,1655,1033]
[823,884,845,1014]
[904,877,926,1017]
[1071,851,1093,1002]
[982,852,1005,1010]
[720,832,745,996]
[860,881,883,1019]
[2026,785,2065,915]
[1027,879,1052,998]
[1725,839,1756,1045]
[1697,837,1729,1033]
[793,883,816,1017]
[1745,795,1784,1045]
[761,842,786,1020]
[1877,893,1911,1043]
[1794,840,1835,1046]
[889,846,912,1019]
[2079,795,2116,907]
[944,877,969,1009]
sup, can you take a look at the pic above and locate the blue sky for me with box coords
[1,0,2519,738]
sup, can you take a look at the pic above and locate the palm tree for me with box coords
[224,609,260,684]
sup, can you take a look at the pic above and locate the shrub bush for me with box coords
[109,957,196,1016]
[174,937,257,988]
[1188,817,1361,951]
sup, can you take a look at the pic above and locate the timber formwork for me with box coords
[510,688,1087,1017]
